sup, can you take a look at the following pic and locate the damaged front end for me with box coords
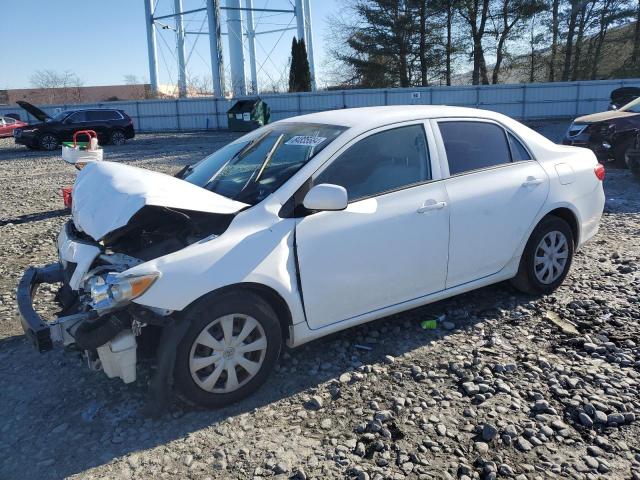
[17,161,244,388]
[18,221,166,384]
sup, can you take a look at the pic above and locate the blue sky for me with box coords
[2,0,343,92]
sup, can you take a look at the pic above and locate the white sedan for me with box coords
[18,106,605,408]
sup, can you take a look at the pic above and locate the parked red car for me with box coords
[0,116,28,137]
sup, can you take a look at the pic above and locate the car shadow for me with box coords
[0,282,536,480]
[0,208,68,227]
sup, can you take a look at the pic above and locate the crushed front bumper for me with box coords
[17,262,96,352]
[17,263,63,352]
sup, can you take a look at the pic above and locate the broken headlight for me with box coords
[87,272,159,311]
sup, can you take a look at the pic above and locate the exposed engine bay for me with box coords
[42,206,234,386]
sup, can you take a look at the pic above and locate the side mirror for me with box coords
[303,183,348,211]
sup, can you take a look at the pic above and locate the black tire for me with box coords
[510,216,574,295]
[39,133,59,151]
[612,137,634,168]
[628,148,640,182]
[174,290,282,408]
[110,129,126,145]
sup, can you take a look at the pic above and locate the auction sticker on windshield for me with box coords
[285,136,327,147]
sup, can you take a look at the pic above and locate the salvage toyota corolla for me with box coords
[18,106,605,408]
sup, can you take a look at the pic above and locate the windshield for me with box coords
[181,122,346,205]
[619,96,640,113]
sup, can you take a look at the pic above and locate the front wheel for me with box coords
[511,216,574,295]
[39,133,59,151]
[174,291,282,408]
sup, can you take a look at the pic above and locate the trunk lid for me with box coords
[72,161,249,241]
[16,101,51,122]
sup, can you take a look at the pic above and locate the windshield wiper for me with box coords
[236,129,272,158]
[254,134,284,183]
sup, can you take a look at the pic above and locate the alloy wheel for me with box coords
[40,134,58,150]
[112,131,126,145]
[534,230,569,284]
[189,314,267,393]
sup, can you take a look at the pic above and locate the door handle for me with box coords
[417,200,446,213]
[522,176,543,187]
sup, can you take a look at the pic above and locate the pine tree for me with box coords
[288,37,312,92]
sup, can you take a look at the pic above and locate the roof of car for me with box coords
[280,105,505,128]
[64,108,121,113]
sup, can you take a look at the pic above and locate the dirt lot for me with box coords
[0,124,639,480]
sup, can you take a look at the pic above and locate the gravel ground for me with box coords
[0,122,639,480]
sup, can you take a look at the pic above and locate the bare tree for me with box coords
[30,69,84,104]
[630,0,640,69]
[459,0,491,84]
[187,75,213,96]
[490,0,546,83]
[123,74,141,85]
[548,0,561,80]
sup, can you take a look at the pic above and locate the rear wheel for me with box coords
[628,147,640,182]
[511,216,574,295]
[110,130,126,145]
[174,291,282,408]
[39,133,59,151]
[612,137,634,168]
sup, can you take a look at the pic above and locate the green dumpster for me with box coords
[227,98,270,132]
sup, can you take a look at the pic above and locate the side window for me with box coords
[3,117,15,125]
[86,111,104,121]
[508,132,532,161]
[67,111,87,123]
[87,110,120,121]
[439,121,511,175]
[315,124,430,202]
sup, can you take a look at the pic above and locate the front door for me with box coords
[295,123,450,330]
[60,111,88,142]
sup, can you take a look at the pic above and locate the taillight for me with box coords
[594,163,605,180]
[62,187,73,209]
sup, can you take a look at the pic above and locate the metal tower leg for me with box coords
[303,0,316,91]
[207,0,225,97]
[245,0,258,94]
[144,0,159,97]
[226,0,246,97]
[295,0,305,43]
[174,0,188,97]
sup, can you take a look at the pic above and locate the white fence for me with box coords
[2,78,639,132]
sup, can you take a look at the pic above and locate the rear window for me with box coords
[439,121,512,175]
[508,132,532,161]
[87,110,121,121]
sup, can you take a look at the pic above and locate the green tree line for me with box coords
[327,0,640,87]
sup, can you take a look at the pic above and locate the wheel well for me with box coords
[545,208,579,244]
[197,283,293,342]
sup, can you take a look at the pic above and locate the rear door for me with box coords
[434,119,549,288]
[295,122,450,330]
[86,110,111,141]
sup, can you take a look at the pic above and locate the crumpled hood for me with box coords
[72,161,249,241]
[575,110,640,124]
